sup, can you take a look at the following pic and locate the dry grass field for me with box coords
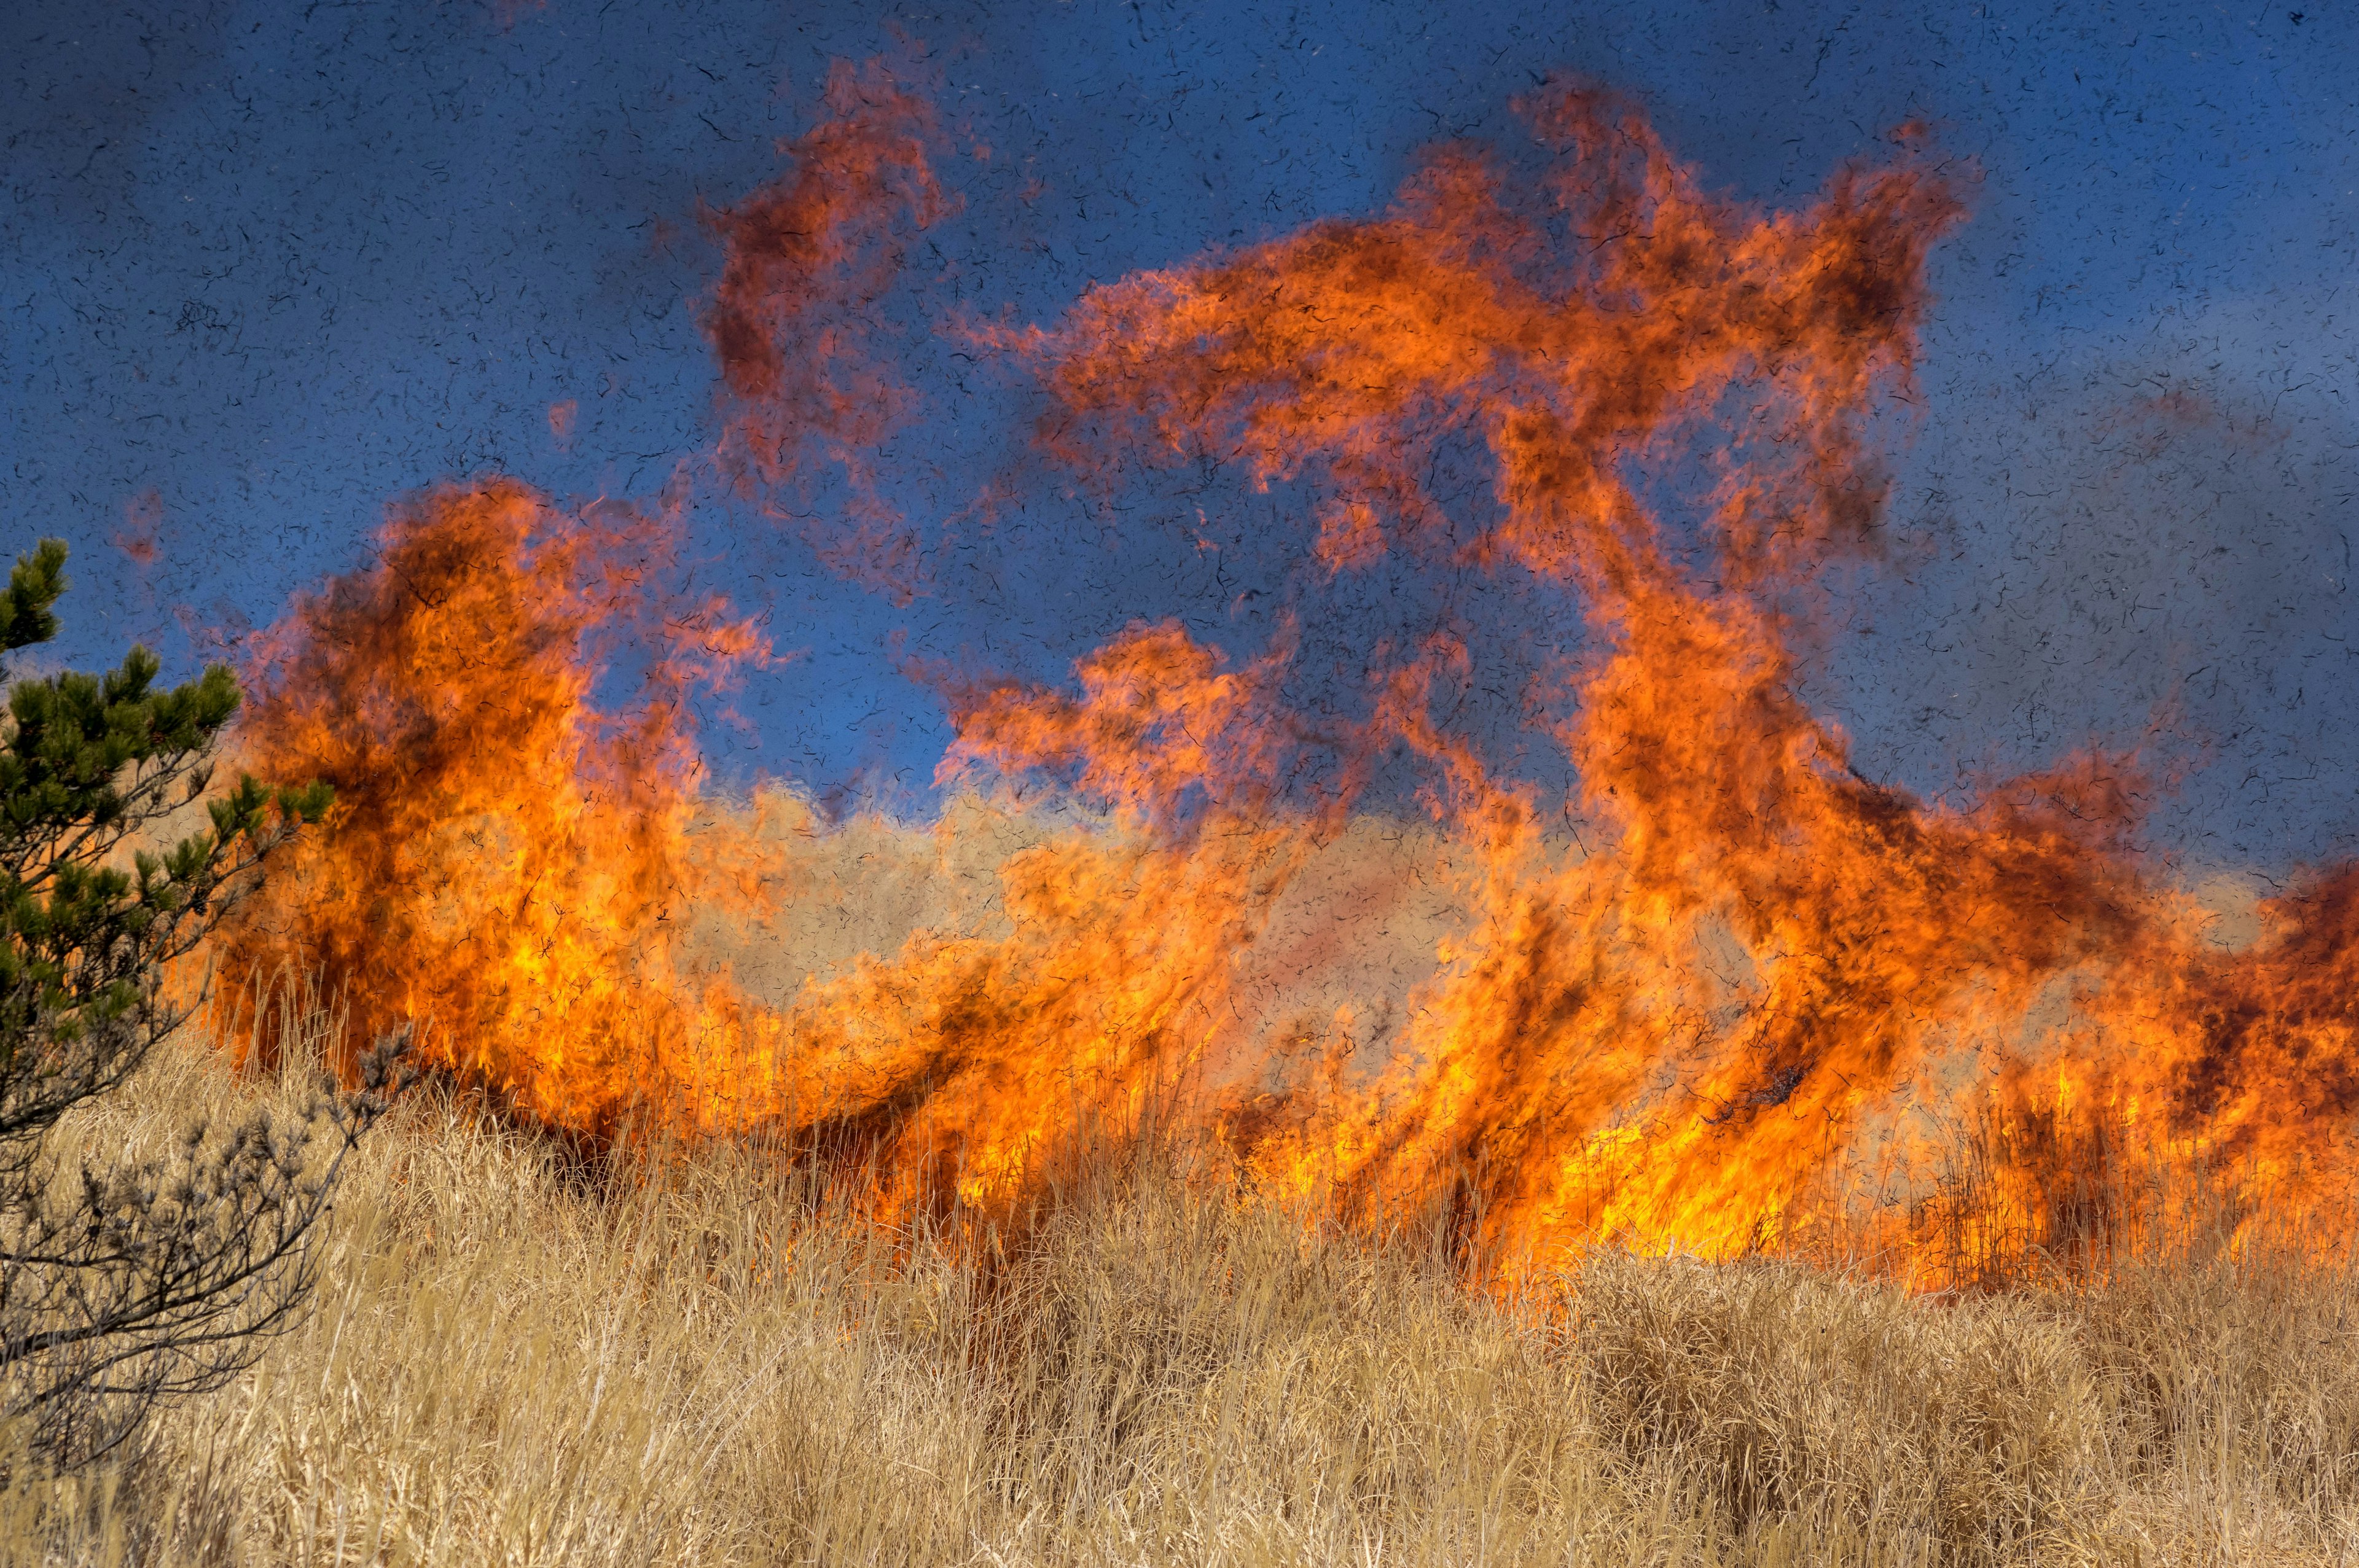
[6,1020,2357,1567]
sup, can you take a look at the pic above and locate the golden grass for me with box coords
[6,1028,2358,1566]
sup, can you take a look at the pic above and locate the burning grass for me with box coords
[192,79,2359,1284]
[7,1015,2358,1567]
[14,63,2354,1564]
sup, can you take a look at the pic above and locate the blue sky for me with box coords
[5,0,2355,867]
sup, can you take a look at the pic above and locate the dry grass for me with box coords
[5,1029,2358,1566]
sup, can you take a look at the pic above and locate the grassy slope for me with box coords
[6,1031,2357,1567]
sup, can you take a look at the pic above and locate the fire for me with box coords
[213,480,783,1140]
[211,75,2358,1281]
[213,483,1302,1214]
[701,56,949,606]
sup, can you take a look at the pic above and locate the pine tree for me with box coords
[0,539,409,1469]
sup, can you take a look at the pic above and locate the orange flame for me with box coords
[114,489,163,569]
[215,485,1303,1220]
[213,78,2358,1281]
[991,81,2359,1273]
[214,480,781,1141]
[702,57,949,606]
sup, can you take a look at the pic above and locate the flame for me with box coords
[701,57,949,606]
[987,80,2359,1274]
[114,489,163,568]
[214,486,1301,1219]
[212,77,2358,1280]
[213,480,784,1140]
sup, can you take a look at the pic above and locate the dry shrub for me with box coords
[2,1028,2355,1566]
[957,1164,1592,1561]
[1571,1253,2105,1558]
[2076,1246,2359,1558]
